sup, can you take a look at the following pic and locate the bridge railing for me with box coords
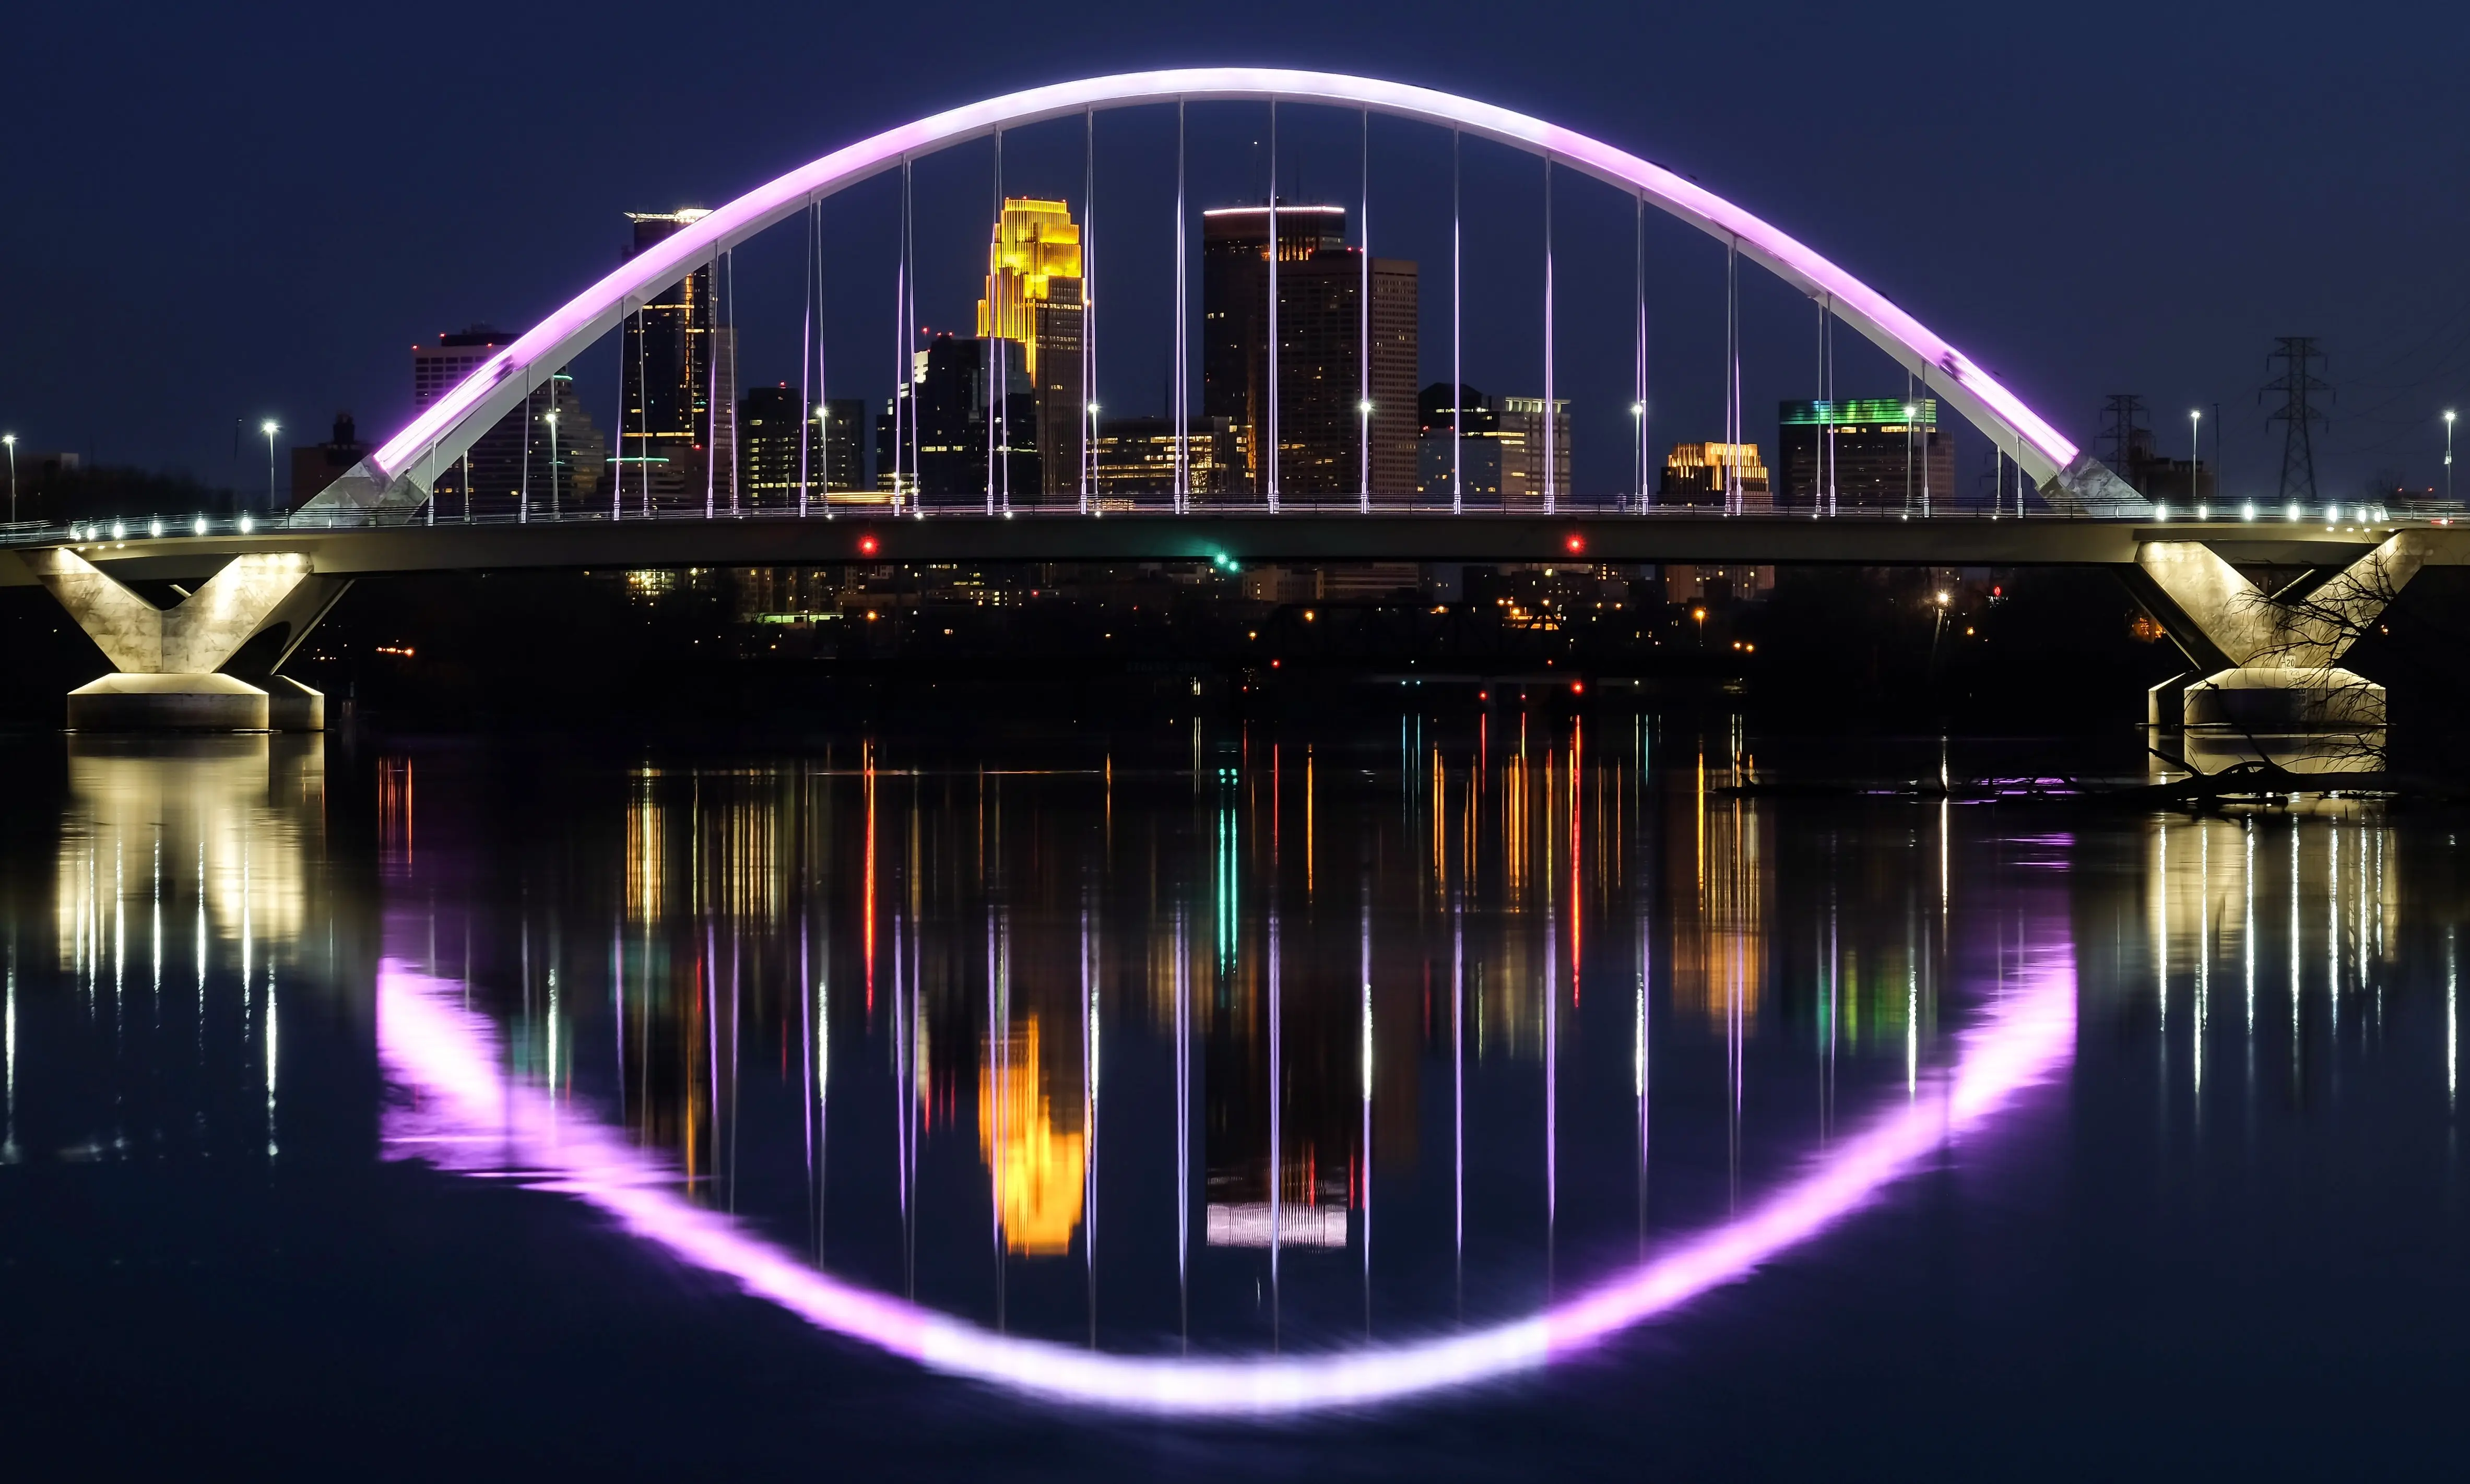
[0,496,2419,547]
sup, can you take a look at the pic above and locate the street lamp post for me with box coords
[1630,402,1644,511]
[2447,410,2457,507]
[2189,409,2202,517]
[260,420,279,512]
[3,433,15,524]
[546,409,560,518]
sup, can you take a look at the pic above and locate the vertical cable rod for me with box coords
[1635,194,1646,511]
[903,157,918,517]
[1174,99,1188,512]
[1725,234,1741,515]
[519,370,532,524]
[1451,129,1461,516]
[1542,157,1555,516]
[1359,105,1371,513]
[705,247,719,519]
[726,247,739,515]
[799,198,813,518]
[1266,100,1279,513]
[1082,107,1096,513]
[989,132,1002,516]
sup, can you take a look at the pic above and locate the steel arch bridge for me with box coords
[305,67,2144,519]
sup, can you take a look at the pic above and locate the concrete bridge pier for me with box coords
[24,548,346,732]
[2124,533,2424,773]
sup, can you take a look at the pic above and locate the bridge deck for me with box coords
[1,513,2442,587]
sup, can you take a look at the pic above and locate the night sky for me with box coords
[4,0,2463,505]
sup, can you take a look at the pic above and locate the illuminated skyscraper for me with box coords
[1659,441,1771,508]
[1201,205,1417,498]
[619,209,733,510]
[738,384,801,507]
[976,197,1084,501]
[1775,398,1954,512]
[1497,396,1570,507]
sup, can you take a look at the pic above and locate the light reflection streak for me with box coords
[375,926,2076,1415]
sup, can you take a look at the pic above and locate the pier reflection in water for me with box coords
[3,720,2467,1456]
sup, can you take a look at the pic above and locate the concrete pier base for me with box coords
[264,675,326,732]
[67,673,270,731]
[2156,666,2387,775]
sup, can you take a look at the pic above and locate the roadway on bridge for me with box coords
[0,513,2436,586]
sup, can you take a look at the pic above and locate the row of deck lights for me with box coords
[2150,502,2389,524]
[65,514,256,543]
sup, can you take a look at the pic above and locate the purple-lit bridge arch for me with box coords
[306,67,2145,519]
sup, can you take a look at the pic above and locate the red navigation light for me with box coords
[1570,681,1584,695]
[1564,533,1586,554]
[1271,659,1282,668]
[857,534,880,556]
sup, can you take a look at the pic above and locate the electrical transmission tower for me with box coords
[2098,394,2148,479]
[2261,337,2331,504]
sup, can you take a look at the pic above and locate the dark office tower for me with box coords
[897,333,1039,504]
[738,384,802,507]
[1775,398,1956,511]
[619,209,716,510]
[977,198,1084,501]
[821,397,867,497]
[1416,382,1503,502]
[1201,205,1416,497]
[1201,205,1346,485]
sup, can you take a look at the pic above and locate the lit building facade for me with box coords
[738,384,801,507]
[1093,415,1244,501]
[1659,441,1771,509]
[977,197,1084,501]
[1775,398,1955,512]
[619,209,733,511]
[1497,397,1571,508]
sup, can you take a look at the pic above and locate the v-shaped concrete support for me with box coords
[22,548,319,673]
[2123,532,2429,672]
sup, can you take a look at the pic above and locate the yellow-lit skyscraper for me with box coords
[976,197,1085,501]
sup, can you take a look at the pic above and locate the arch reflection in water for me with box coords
[371,733,2079,1414]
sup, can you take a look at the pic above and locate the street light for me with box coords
[2446,410,2457,507]
[545,408,561,517]
[2,433,14,524]
[260,420,279,512]
[2189,409,2202,514]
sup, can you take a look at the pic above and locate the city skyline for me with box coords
[4,3,2458,509]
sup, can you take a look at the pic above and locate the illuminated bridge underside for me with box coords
[304,67,2146,519]
[12,518,2447,589]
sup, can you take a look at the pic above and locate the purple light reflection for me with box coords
[377,934,2074,1414]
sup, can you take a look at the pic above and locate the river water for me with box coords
[2,716,2464,1477]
